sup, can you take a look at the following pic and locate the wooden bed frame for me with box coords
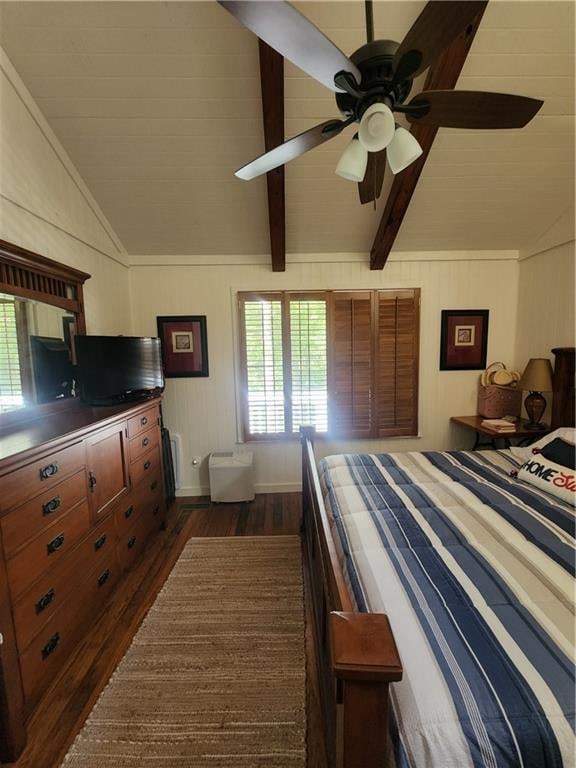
[300,347,574,768]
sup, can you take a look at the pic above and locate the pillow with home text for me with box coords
[516,455,576,505]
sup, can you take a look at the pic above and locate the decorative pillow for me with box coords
[515,455,576,505]
[536,437,576,470]
[509,428,576,462]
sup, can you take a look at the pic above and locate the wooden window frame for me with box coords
[238,289,420,441]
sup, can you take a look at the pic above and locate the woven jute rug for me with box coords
[62,536,306,767]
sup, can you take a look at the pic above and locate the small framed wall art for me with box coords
[156,315,209,378]
[440,309,489,371]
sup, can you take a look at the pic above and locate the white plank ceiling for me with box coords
[0,1,574,257]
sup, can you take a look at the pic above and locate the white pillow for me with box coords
[516,454,576,505]
[509,428,576,462]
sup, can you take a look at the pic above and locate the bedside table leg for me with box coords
[473,432,480,451]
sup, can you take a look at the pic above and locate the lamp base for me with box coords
[524,391,546,430]
[524,422,547,431]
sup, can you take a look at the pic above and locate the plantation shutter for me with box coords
[0,296,24,413]
[289,295,328,434]
[239,295,286,437]
[376,289,420,436]
[329,291,374,437]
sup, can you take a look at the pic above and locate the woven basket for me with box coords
[477,385,522,419]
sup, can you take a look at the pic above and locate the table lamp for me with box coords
[518,358,553,429]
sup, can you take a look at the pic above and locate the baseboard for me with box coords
[254,482,302,494]
[176,481,302,498]
[176,486,208,498]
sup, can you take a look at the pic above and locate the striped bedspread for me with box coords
[318,449,575,768]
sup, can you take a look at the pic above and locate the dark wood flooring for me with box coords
[7,494,327,768]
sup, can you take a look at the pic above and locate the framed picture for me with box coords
[440,309,489,371]
[156,316,209,378]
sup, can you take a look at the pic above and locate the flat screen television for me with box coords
[75,335,164,405]
[30,336,75,404]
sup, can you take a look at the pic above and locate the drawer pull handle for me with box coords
[35,588,55,614]
[42,496,61,516]
[142,437,150,448]
[124,505,134,519]
[144,460,151,471]
[88,472,97,491]
[141,416,148,426]
[39,463,59,480]
[47,533,65,554]
[127,535,137,550]
[94,533,107,551]
[150,481,158,491]
[42,632,60,660]
[98,569,111,587]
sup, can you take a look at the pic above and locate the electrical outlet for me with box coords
[192,455,201,467]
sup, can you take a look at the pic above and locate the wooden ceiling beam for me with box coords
[258,40,286,273]
[369,3,488,270]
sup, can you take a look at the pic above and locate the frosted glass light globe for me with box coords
[335,136,368,182]
[358,103,395,152]
[387,126,423,174]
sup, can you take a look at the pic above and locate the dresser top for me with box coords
[0,398,160,468]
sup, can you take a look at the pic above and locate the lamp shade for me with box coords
[358,103,396,152]
[518,358,553,392]
[335,136,368,182]
[387,126,423,174]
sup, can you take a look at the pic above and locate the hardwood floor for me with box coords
[6,494,327,768]
[179,492,302,537]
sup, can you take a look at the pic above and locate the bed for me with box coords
[301,349,575,768]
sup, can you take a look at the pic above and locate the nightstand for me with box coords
[450,415,550,450]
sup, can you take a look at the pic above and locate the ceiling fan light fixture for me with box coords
[358,103,396,152]
[387,126,423,174]
[335,135,368,182]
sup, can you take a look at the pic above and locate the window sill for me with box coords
[238,432,422,444]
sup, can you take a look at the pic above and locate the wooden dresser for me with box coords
[0,397,166,762]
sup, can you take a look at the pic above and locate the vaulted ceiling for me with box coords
[0,1,574,259]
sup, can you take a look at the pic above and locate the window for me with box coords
[0,295,24,413]
[238,289,420,440]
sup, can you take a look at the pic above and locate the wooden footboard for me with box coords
[300,427,402,768]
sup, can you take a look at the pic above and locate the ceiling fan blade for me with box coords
[405,91,544,129]
[393,1,486,82]
[358,151,386,204]
[218,1,361,93]
[235,120,348,180]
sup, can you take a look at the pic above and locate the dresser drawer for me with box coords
[118,503,161,572]
[129,425,160,462]
[130,444,161,489]
[7,501,91,601]
[2,470,87,559]
[115,476,162,537]
[0,441,86,514]
[127,405,158,439]
[19,552,118,710]
[12,514,116,654]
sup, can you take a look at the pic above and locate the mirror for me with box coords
[0,238,90,419]
[0,292,77,413]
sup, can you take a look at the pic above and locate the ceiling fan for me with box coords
[218,0,543,204]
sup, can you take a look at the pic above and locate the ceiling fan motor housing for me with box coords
[335,40,413,121]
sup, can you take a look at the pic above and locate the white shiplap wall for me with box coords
[130,252,520,495]
[0,48,132,335]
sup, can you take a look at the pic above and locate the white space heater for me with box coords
[209,450,254,503]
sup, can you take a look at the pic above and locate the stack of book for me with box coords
[480,418,516,433]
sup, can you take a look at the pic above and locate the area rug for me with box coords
[62,536,306,767]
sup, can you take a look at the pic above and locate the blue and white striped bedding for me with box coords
[318,449,575,768]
